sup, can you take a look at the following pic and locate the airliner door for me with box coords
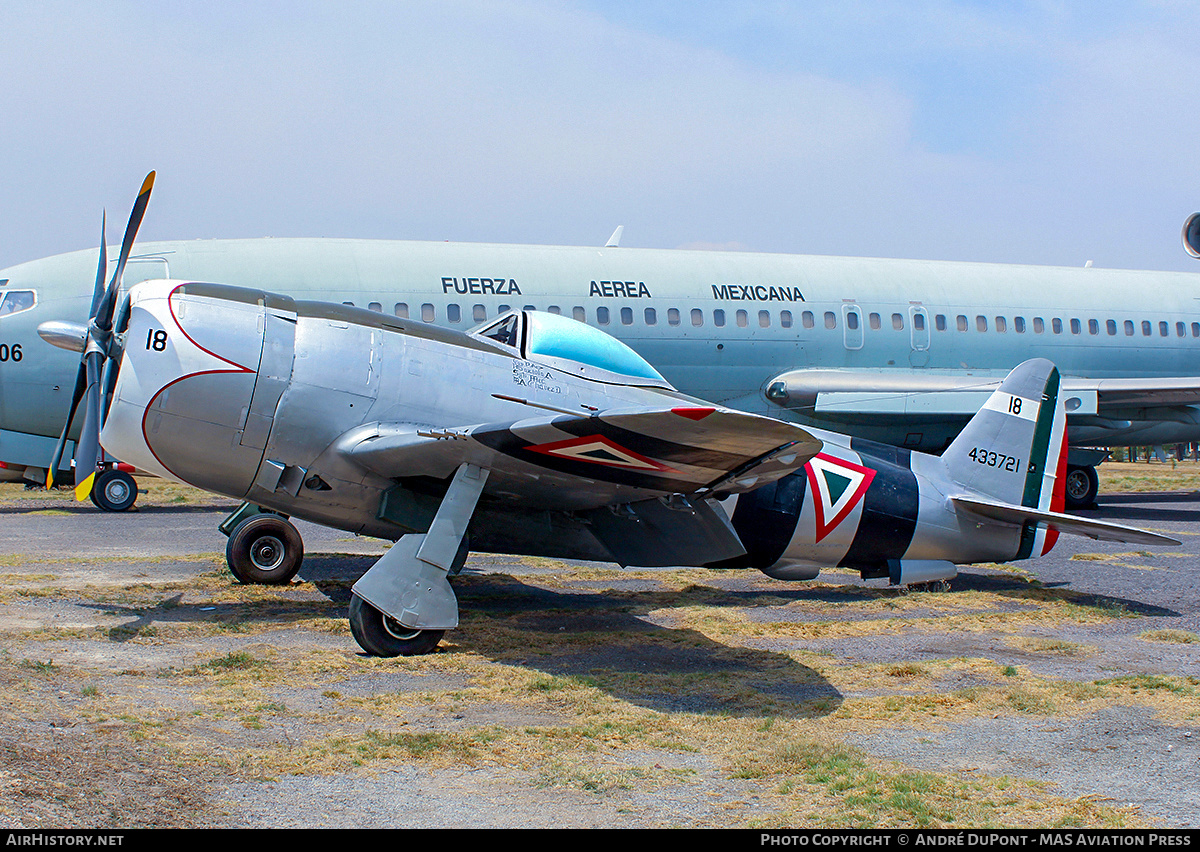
[842,304,863,351]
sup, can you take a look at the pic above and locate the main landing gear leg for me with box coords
[350,463,488,657]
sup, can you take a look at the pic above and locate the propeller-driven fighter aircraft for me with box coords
[95,277,1175,656]
[11,174,1200,513]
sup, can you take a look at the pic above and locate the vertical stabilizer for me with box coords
[942,358,1066,519]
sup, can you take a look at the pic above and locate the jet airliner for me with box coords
[4,222,1200,509]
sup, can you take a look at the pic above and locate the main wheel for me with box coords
[1063,464,1099,509]
[225,514,304,584]
[348,594,444,657]
[90,470,138,512]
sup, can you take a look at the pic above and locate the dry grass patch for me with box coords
[1138,629,1200,644]
[1005,636,1096,656]
[1098,460,1200,494]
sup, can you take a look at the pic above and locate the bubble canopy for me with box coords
[473,310,672,388]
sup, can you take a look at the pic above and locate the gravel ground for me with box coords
[0,484,1197,828]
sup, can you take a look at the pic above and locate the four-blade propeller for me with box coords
[45,171,155,500]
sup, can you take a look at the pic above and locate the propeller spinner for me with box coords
[44,171,155,500]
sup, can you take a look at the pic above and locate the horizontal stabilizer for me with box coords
[951,496,1180,546]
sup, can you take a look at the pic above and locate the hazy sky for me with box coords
[2,1,1198,272]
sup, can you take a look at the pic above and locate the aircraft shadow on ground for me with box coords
[84,552,842,719]
[949,568,1179,617]
[82,550,1179,717]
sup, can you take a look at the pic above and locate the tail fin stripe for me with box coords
[1019,367,1060,510]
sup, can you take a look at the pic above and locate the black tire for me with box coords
[225,514,304,584]
[1064,464,1099,509]
[90,470,138,512]
[348,594,443,657]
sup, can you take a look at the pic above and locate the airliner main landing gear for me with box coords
[1063,464,1099,509]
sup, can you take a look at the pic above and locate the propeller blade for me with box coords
[88,213,108,318]
[96,170,155,332]
[45,361,88,489]
[72,350,104,501]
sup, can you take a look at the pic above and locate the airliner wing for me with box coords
[766,369,1200,418]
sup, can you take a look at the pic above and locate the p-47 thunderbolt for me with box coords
[97,280,1174,656]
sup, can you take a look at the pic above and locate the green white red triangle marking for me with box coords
[525,434,677,472]
[804,453,876,542]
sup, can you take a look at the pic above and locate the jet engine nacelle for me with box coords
[1183,212,1200,259]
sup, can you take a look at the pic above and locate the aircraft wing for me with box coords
[341,404,822,509]
[340,404,822,567]
[766,368,1200,418]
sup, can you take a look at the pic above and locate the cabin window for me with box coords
[995,316,1007,333]
[780,310,792,328]
[342,301,355,307]
[846,311,859,330]
[976,315,987,332]
[1107,319,1117,336]
[1124,320,1134,336]
[644,307,656,325]
[573,307,586,322]
[957,315,968,332]
[447,304,461,323]
[802,311,815,329]
[759,310,771,328]
[934,314,946,331]
[1088,319,1098,335]
[1033,317,1045,333]
[1160,321,1169,337]
[1177,321,1186,337]
[1069,318,1080,334]
[620,307,633,325]
[548,305,562,315]
[892,313,904,330]
[736,309,749,328]
[1142,320,1152,336]
[691,308,703,327]
[473,304,487,322]
[394,303,409,318]
[1193,322,1200,337]
[667,308,680,326]
[597,307,610,325]
[824,311,836,329]
[1052,318,1063,334]
[421,303,434,322]
[1014,317,1026,333]
[523,305,536,312]
[368,301,382,313]
[870,312,882,330]
[713,308,726,328]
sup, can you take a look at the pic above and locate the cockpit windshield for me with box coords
[473,310,672,389]
[0,287,36,318]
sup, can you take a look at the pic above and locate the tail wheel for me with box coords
[1063,465,1099,509]
[225,514,304,584]
[348,594,444,657]
[90,469,137,512]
